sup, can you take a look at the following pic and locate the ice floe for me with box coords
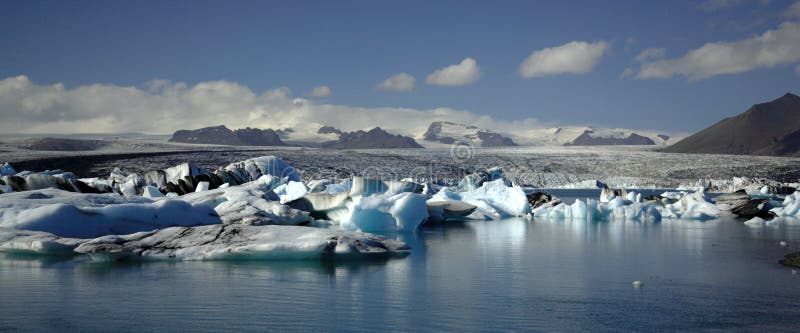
[0,189,219,238]
[431,179,530,218]
[342,192,429,232]
[0,225,409,261]
[770,191,800,217]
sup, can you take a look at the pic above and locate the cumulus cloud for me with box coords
[784,1,800,19]
[634,48,666,62]
[307,86,331,98]
[519,41,610,78]
[425,58,481,86]
[0,75,545,141]
[376,73,416,92]
[634,21,800,80]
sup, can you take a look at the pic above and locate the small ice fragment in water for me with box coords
[632,281,643,288]
[780,241,788,247]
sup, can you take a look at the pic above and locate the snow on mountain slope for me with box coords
[422,122,516,147]
[514,126,676,146]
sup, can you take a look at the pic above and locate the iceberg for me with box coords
[273,181,308,204]
[221,156,300,183]
[770,191,800,217]
[0,189,220,238]
[534,197,661,222]
[0,228,84,255]
[180,183,312,226]
[430,179,530,218]
[0,163,15,177]
[659,190,720,220]
[0,225,409,261]
[348,177,422,197]
[341,192,429,232]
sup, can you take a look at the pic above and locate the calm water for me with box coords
[1,192,799,332]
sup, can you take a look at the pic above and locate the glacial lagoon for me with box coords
[1,191,799,332]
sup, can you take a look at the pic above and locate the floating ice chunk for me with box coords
[600,188,617,203]
[743,216,776,227]
[70,224,410,261]
[142,186,165,198]
[166,192,179,198]
[534,198,661,222]
[348,177,422,198]
[273,181,308,204]
[342,192,429,232]
[760,186,770,194]
[660,190,720,220]
[194,181,210,193]
[0,190,220,238]
[0,225,409,260]
[163,163,200,185]
[770,191,800,217]
[306,179,333,193]
[180,183,312,226]
[288,192,350,214]
[625,191,642,203]
[222,156,300,183]
[632,281,643,288]
[0,163,15,176]
[0,228,84,255]
[661,191,686,200]
[322,179,351,194]
[431,179,530,218]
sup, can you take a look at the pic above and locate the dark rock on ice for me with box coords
[527,192,560,209]
[779,252,800,269]
[321,127,423,149]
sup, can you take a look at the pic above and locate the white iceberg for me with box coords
[659,190,720,220]
[0,163,15,176]
[341,192,429,232]
[534,197,661,222]
[0,189,220,238]
[0,225,410,261]
[430,179,530,218]
[221,156,300,184]
[273,181,308,204]
[180,183,312,226]
[770,191,800,217]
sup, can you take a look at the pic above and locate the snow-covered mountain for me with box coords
[422,122,517,147]
[320,127,423,149]
[516,127,674,146]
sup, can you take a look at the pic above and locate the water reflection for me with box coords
[1,216,800,331]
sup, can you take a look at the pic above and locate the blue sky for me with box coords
[1,0,798,135]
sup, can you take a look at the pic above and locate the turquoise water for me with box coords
[1,193,799,331]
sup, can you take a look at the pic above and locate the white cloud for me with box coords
[519,41,610,78]
[0,75,544,141]
[783,1,800,19]
[620,68,636,79]
[425,58,480,86]
[697,0,746,11]
[634,48,666,62]
[376,73,415,92]
[307,86,331,98]
[635,21,800,80]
